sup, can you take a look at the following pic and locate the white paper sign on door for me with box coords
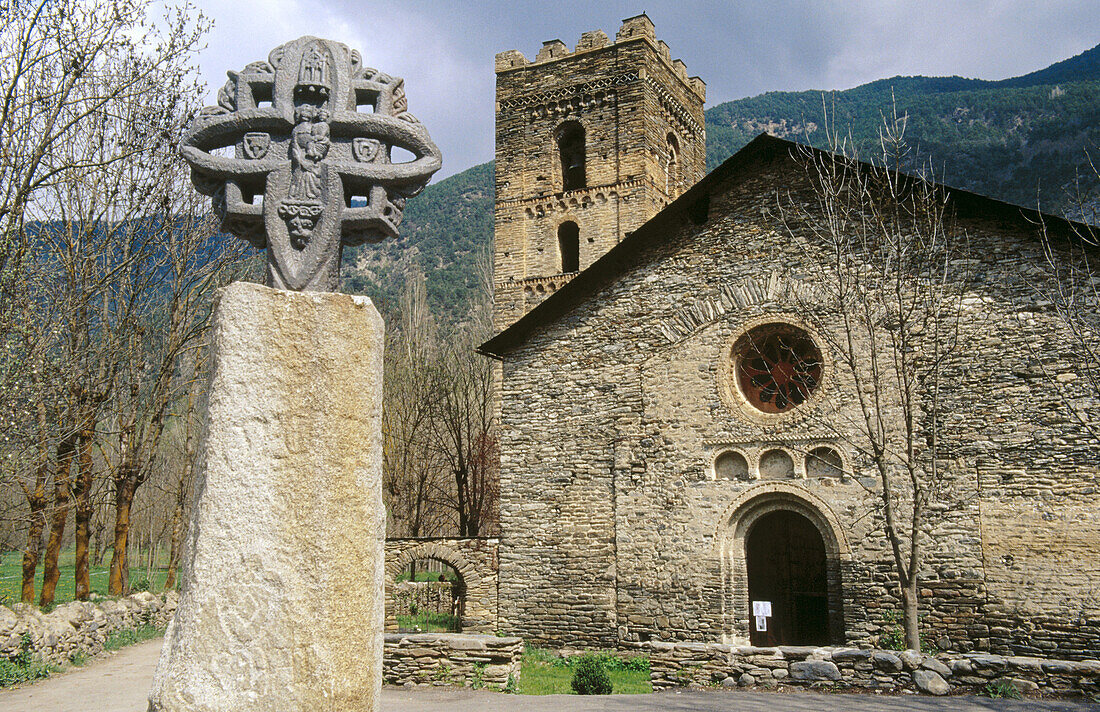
[752,600,772,617]
[755,615,768,632]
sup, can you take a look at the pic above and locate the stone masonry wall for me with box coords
[641,641,1100,698]
[383,633,522,690]
[497,149,1100,656]
[0,592,176,666]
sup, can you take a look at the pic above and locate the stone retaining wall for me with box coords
[639,641,1100,697]
[383,633,522,690]
[0,591,176,666]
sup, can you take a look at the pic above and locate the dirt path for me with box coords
[0,638,164,712]
[1,638,1096,711]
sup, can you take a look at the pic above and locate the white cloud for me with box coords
[190,0,1100,179]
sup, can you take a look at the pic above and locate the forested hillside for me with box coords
[345,162,493,325]
[344,43,1100,322]
[706,43,1100,210]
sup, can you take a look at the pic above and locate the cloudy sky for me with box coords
[191,0,1100,180]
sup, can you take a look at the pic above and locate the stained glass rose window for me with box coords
[734,324,823,413]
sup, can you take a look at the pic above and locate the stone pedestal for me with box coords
[149,282,385,712]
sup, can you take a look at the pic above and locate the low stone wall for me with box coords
[0,591,176,666]
[390,580,458,625]
[383,633,522,690]
[639,641,1100,697]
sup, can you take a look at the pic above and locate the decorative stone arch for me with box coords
[715,483,850,645]
[756,446,800,480]
[804,443,849,480]
[711,448,750,481]
[384,538,498,634]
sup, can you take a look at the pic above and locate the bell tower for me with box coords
[492,14,706,332]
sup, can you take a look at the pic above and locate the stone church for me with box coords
[478,15,1100,658]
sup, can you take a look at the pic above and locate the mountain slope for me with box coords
[345,43,1100,321]
[345,161,492,324]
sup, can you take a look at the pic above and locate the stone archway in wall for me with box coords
[717,484,850,646]
[384,539,498,634]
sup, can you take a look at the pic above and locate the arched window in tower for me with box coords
[558,221,580,273]
[557,121,586,191]
[666,133,680,196]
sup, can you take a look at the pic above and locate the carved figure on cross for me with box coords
[181,36,442,292]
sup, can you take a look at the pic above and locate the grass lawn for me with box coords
[517,649,651,695]
[0,549,172,606]
[396,611,459,632]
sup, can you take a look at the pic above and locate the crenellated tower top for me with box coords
[494,14,705,100]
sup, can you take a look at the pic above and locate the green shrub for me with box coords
[984,680,1022,699]
[878,609,936,652]
[471,661,486,689]
[130,578,151,593]
[570,654,612,695]
[0,634,55,687]
[877,609,905,650]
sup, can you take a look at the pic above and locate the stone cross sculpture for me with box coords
[182,36,441,291]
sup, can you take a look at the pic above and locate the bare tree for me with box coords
[104,189,247,596]
[430,252,498,537]
[162,353,207,591]
[432,339,498,537]
[0,0,211,604]
[380,251,499,539]
[382,274,451,537]
[781,107,973,649]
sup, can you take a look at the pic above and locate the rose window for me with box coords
[734,324,823,413]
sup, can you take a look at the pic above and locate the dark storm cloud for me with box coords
[196,0,1100,179]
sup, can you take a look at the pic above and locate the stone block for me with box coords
[912,669,951,695]
[148,283,385,712]
[872,651,903,671]
[831,648,873,663]
[898,649,922,670]
[995,676,1039,694]
[789,660,841,681]
[921,657,953,677]
[778,645,818,659]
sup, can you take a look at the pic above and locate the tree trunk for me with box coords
[108,474,137,595]
[72,426,96,600]
[92,512,108,566]
[164,500,184,591]
[40,435,76,606]
[902,582,921,651]
[146,540,158,586]
[20,497,47,603]
[23,358,52,603]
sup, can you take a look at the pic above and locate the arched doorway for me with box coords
[746,509,828,645]
[718,484,848,646]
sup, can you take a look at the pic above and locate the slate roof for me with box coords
[478,132,1092,360]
